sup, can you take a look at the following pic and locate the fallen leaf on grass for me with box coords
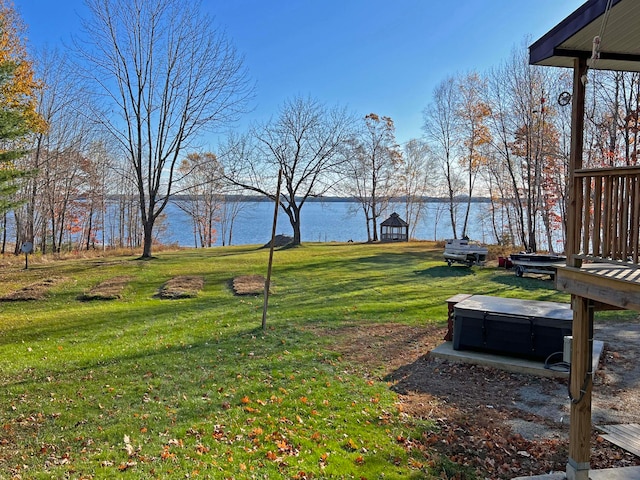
[118,461,137,471]
[344,438,359,451]
[123,434,135,456]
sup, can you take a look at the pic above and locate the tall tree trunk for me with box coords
[57,210,66,253]
[193,221,198,248]
[85,205,94,250]
[101,197,105,252]
[364,214,372,242]
[284,203,302,246]
[118,198,125,248]
[1,212,6,254]
[502,143,527,249]
[445,159,458,239]
[142,220,154,258]
[292,220,301,245]
[542,209,555,254]
[50,211,58,253]
[447,190,457,239]
[371,199,379,242]
[462,160,473,237]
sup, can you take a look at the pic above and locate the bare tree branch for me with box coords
[74,0,253,257]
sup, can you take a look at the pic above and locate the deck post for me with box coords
[566,57,591,480]
[566,295,594,480]
[566,57,587,268]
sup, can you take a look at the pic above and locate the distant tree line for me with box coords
[1,1,639,256]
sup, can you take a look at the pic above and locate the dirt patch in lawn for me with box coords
[315,322,640,479]
[156,275,204,299]
[0,277,65,301]
[79,276,132,301]
[232,275,266,295]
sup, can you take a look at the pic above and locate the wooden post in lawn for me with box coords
[262,168,282,331]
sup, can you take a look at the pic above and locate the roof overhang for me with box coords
[529,0,640,72]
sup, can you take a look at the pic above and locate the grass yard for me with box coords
[0,241,593,479]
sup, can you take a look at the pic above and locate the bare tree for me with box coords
[423,76,463,239]
[82,140,115,251]
[502,47,564,253]
[76,0,252,258]
[175,152,224,248]
[218,189,246,246]
[222,96,353,246]
[590,70,640,166]
[399,138,433,239]
[484,47,564,252]
[111,164,142,249]
[14,48,98,254]
[485,60,527,248]
[456,72,492,238]
[343,113,401,242]
[42,148,86,252]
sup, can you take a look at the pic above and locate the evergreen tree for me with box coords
[0,1,46,215]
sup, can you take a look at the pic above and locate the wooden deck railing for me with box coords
[574,165,640,265]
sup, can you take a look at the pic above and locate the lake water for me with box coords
[1,199,495,250]
[162,200,495,247]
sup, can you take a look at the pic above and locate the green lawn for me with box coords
[0,242,611,479]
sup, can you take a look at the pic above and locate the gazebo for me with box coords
[380,212,409,242]
[529,1,640,479]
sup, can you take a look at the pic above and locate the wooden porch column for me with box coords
[567,295,594,480]
[566,57,587,268]
[566,57,591,480]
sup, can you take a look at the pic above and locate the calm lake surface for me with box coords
[162,200,495,247]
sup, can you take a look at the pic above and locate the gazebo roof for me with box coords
[381,212,408,227]
[529,0,640,72]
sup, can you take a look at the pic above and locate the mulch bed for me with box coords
[232,275,267,295]
[79,276,132,301]
[156,275,204,299]
[0,277,65,301]
[314,323,640,479]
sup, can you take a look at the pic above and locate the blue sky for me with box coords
[16,0,585,145]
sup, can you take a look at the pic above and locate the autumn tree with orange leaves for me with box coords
[0,0,45,215]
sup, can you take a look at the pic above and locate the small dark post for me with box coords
[21,241,33,270]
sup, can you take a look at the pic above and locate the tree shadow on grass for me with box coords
[490,270,561,293]
[413,265,477,278]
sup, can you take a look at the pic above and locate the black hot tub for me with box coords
[452,295,572,360]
